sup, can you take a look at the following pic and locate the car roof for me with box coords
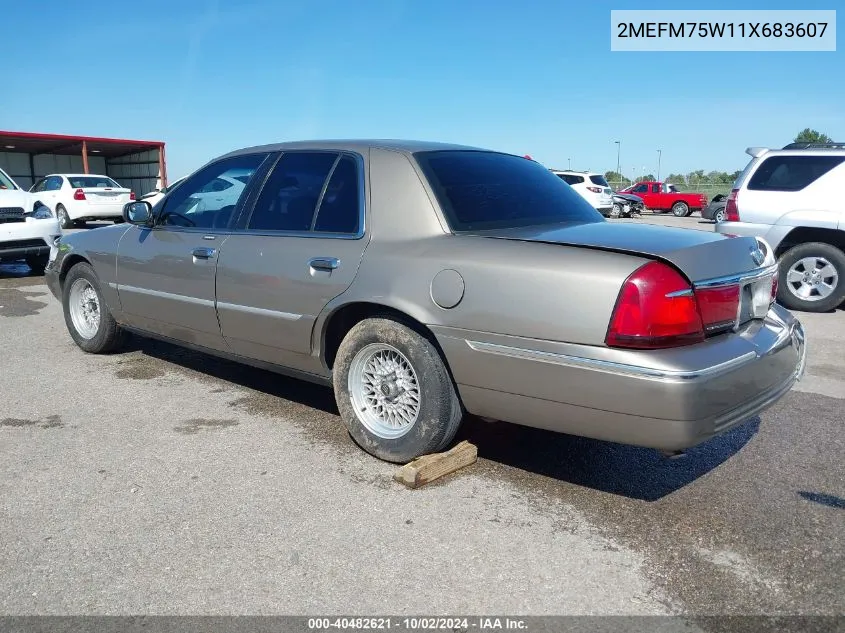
[218,139,491,160]
[46,173,113,178]
[550,170,602,176]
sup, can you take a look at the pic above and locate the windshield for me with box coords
[68,176,122,189]
[162,177,186,194]
[415,150,603,231]
[0,168,19,190]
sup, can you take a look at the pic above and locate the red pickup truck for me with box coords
[618,181,708,217]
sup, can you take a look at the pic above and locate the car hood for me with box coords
[612,193,644,203]
[0,189,32,209]
[468,220,769,283]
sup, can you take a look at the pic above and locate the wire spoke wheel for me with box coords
[68,278,101,339]
[348,343,421,439]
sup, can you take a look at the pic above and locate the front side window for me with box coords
[747,155,845,192]
[157,153,269,229]
[416,151,602,231]
[247,151,362,234]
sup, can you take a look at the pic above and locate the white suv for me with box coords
[716,142,845,312]
[0,167,61,274]
[552,170,614,216]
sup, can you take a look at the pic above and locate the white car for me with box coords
[716,141,845,312]
[0,167,61,274]
[551,170,614,215]
[139,173,248,213]
[139,176,186,208]
[29,173,134,229]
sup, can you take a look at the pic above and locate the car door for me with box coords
[215,150,370,373]
[115,151,272,352]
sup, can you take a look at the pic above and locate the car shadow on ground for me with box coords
[125,334,757,502]
[454,415,759,502]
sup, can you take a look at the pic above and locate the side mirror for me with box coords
[123,201,152,226]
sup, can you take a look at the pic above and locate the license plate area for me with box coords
[738,275,775,325]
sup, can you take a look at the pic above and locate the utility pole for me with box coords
[657,149,662,181]
[614,140,621,184]
[568,157,571,170]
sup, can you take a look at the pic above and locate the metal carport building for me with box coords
[0,130,167,196]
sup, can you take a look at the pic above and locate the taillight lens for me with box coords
[606,261,705,349]
[695,285,741,333]
[130,192,136,200]
[73,188,86,201]
[586,186,603,193]
[725,188,740,221]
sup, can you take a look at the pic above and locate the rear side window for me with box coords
[557,174,584,185]
[589,175,609,187]
[416,151,602,231]
[68,176,121,188]
[248,152,362,235]
[747,155,845,192]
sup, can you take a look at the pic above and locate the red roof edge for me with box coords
[0,130,164,147]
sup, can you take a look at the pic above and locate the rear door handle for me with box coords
[192,247,217,259]
[309,257,339,271]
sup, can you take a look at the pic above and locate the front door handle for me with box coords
[192,247,217,260]
[309,257,339,271]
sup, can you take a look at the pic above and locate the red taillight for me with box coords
[695,285,741,333]
[586,186,603,193]
[606,261,705,349]
[130,192,136,200]
[725,188,740,221]
[73,188,86,201]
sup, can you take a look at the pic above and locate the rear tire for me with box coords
[672,201,690,217]
[333,317,464,463]
[777,242,845,313]
[62,262,127,353]
[25,254,48,275]
[56,204,72,230]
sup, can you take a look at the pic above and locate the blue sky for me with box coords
[2,0,842,179]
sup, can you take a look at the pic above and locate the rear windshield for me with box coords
[68,176,121,189]
[415,151,602,231]
[747,155,845,191]
[589,175,609,187]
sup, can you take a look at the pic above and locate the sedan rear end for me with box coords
[65,175,134,221]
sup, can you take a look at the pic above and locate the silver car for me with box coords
[45,141,807,463]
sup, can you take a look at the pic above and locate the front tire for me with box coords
[333,317,463,463]
[62,262,127,353]
[25,254,49,275]
[610,203,622,218]
[714,208,727,223]
[672,201,690,217]
[777,242,845,313]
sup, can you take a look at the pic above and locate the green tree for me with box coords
[794,128,832,144]
[604,170,623,182]
[666,172,687,185]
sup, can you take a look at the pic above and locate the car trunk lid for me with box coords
[469,220,768,283]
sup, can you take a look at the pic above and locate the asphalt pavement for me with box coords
[1,215,843,620]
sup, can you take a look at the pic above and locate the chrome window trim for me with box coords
[465,339,758,383]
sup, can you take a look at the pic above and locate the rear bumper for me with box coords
[715,221,791,252]
[433,304,806,451]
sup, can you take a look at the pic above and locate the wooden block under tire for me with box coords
[393,440,478,489]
